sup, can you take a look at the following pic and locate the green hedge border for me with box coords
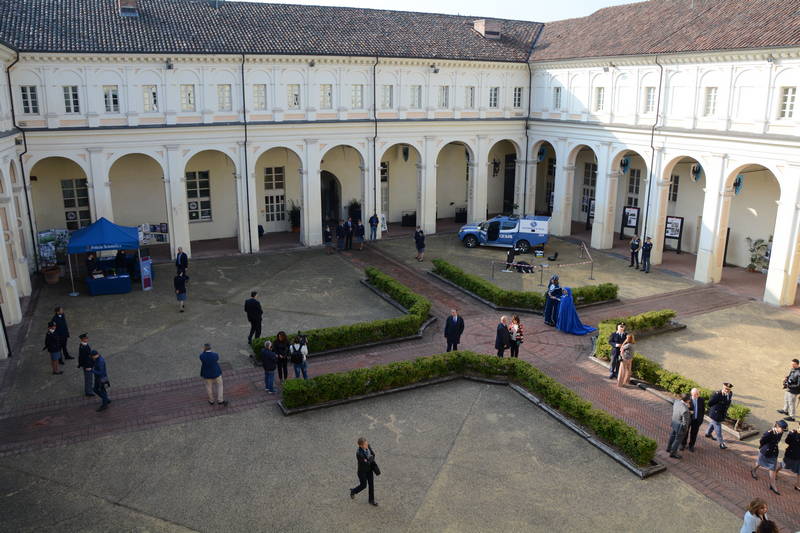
[595,310,751,425]
[431,258,618,311]
[250,266,431,362]
[282,350,657,466]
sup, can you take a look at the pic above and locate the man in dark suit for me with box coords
[175,246,189,275]
[704,382,733,449]
[51,306,73,362]
[77,333,95,397]
[607,322,626,379]
[681,387,706,452]
[43,321,63,375]
[495,316,511,358]
[344,217,354,250]
[444,309,465,352]
[244,291,263,345]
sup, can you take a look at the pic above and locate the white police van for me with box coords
[458,215,550,253]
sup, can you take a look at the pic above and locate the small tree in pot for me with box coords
[347,199,361,222]
[289,201,301,232]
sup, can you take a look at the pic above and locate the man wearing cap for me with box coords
[77,333,94,397]
[778,358,800,422]
[640,237,653,274]
[705,382,733,449]
[667,393,692,459]
[43,322,63,375]
[91,350,111,412]
[199,343,227,406]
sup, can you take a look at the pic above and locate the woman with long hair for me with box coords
[273,331,290,383]
[508,315,524,358]
[617,333,636,387]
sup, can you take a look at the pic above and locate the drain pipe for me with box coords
[641,56,664,243]
[372,55,379,219]
[6,51,38,273]
[522,24,544,217]
[240,53,252,253]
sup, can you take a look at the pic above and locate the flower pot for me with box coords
[41,266,60,285]
[291,225,300,233]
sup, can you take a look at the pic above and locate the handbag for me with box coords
[371,461,381,476]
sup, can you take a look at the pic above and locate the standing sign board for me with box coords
[664,215,684,254]
[619,206,640,240]
[585,199,595,230]
[140,255,153,291]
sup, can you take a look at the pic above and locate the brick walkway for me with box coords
[1,248,796,530]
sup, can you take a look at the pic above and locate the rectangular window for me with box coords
[320,84,333,110]
[60,179,91,230]
[594,87,605,112]
[63,85,80,114]
[142,85,158,112]
[287,84,301,109]
[552,87,562,110]
[703,87,718,117]
[643,86,656,114]
[351,84,364,109]
[263,167,285,190]
[180,84,196,112]
[380,161,389,183]
[103,85,120,113]
[580,162,597,213]
[217,84,232,111]
[464,86,475,109]
[264,167,286,223]
[409,85,422,109]
[186,171,212,221]
[438,86,449,108]
[779,86,796,119]
[381,84,393,109]
[627,168,641,207]
[253,84,267,111]
[513,87,523,108]
[488,87,499,108]
[20,86,39,114]
[546,157,556,178]
[669,174,680,202]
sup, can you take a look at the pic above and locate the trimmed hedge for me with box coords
[251,267,430,361]
[282,351,658,466]
[431,258,618,311]
[595,310,751,426]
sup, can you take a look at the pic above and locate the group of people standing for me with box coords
[494,315,525,358]
[43,306,111,412]
[628,234,653,273]
[323,216,377,254]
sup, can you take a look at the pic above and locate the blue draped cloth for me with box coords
[556,287,597,336]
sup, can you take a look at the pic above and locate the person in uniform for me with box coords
[629,234,641,269]
[77,333,94,396]
[91,350,111,412]
[640,237,653,273]
[704,382,733,449]
[543,275,562,326]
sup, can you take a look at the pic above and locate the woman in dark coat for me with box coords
[751,419,788,495]
[349,437,379,506]
[781,425,800,492]
[414,227,425,262]
[273,331,290,383]
[174,272,189,312]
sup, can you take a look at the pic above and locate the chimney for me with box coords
[118,0,140,17]
[473,19,501,40]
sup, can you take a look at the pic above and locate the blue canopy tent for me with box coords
[66,217,140,296]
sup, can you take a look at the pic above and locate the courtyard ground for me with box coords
[0,380,739,533]
[1,250,401,411]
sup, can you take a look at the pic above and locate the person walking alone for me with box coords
[244,291,263,346]
[629,234,641,269]
[681,388,706,452]
[616,333,635,387]
[778,358,800,422]
[667,394,692,459]
[640,237,653,273]
[705,382,733,449]
[444,309,464,352]
[260,340,278,394]
[77,333,94,396]
[199,343,227,406]
[43,321,63,375]
[175,246,189,275]
[495,316,511,358]
[751,419,788,495]
[509,315,524,358]
[51,306,74,362]
[289,336,309,379]
[273,331,290,384]
[368,213,379,241]
[90,350,111,412]
[349,437,379,506]
[174,271,189,312]
[414,227,425,262]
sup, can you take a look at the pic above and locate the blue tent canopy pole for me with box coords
[68,253,78,297]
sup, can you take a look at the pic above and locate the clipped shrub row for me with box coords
[595,310,751,426]
[282,350,658,466]
[431,258,618,311]
[251,266,431,362]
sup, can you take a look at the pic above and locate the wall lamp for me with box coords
[166,59,174,70]
[430,64,439,74]
[766,54,775,63]
[309,60,316,67]
[491,158,501,177]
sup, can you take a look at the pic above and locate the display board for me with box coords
[619,206,640,240]
[664,215,684,254]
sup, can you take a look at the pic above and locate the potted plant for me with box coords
[347,199,361,222]
[745,236,771,273]
[289,201,301,232]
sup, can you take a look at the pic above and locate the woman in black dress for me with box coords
[273,331,290,383]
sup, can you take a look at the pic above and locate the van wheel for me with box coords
[516,240,530,253]
[463,235,478,248]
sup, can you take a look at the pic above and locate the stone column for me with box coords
[86,147,112,222]
[236,141,259,253]
[470,135,488,223]
[694,154,729,284]
[301,139,322,246]
[642,148,667,264]
[551,164,575,236]
[764,165,800,305]
[1,163,31,296]
[419,136,437,234]
[0,199,22,325]
[590,144,614,249]
[164,144,192,257]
